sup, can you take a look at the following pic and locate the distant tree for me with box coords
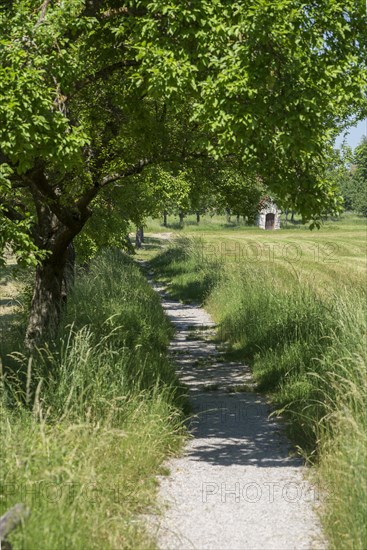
[325,145,354,211]
[334,138,367,215]
[350,138,367,216]
[218,172,265,224]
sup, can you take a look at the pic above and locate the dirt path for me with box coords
[149,279,325,550]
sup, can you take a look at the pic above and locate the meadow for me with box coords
[145,212,366,291]
[147,212,367,550]
[0,250,186,549]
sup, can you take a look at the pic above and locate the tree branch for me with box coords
[73,60,139,93]
[25,166,82,230]
[0,202,26,223]
[101,158,153,187]
[34,0,51,29]
[82,2,146,19]
[76,151,208,213]
[100,6,147,20]
[75,158,153,217]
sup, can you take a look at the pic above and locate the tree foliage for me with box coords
[135,0,367,216]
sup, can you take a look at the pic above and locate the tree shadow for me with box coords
[141,236,165,250]
[186,391,302,468]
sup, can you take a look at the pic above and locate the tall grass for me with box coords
[0,249,186,549]
[152,237,367,549]
[151,236,223,303]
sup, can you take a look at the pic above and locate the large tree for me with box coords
[0,1,204,346]
[1,0,366,347]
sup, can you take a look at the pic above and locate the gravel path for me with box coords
[150,280,325,550]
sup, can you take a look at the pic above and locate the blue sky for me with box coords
[334,119,367,150]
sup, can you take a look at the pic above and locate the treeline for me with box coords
[147,136,367,229]
[336,137,367,217]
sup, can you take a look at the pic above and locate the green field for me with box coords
[143,212,366,291]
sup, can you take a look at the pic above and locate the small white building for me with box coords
[256,198,281,230]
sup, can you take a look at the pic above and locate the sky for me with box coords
[334,119,367,150]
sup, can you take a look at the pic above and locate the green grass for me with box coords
[150,236,222,303]
[0,249,186,549]
[150,225,367,550]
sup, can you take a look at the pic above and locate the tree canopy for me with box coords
[1,0,366,345]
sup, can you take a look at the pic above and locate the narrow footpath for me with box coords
[149,278,325,550]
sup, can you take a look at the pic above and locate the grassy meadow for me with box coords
[145,212,366,291]
[0,249,186,549]
[146,212,367,550]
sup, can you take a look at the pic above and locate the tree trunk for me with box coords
[291,210,295,222]
[24,183,82,350]
[25,254,68,349]
[163,210,167,227]
[196,211,200,224]
[61,243,75,305]
[179,210,184,227]
[236,214,240,224]
[135,226,144,248]
[124,234,134,254]
[21,156,152,348]
[226,207,231,223]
